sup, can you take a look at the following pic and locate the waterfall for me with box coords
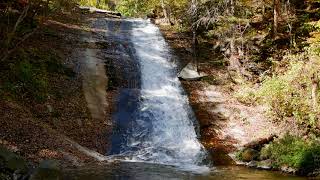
[108,19,207,171]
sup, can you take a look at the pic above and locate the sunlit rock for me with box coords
[178,63,207,81]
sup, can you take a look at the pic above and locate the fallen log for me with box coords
[79,6,121,17]
[243,134,278,150]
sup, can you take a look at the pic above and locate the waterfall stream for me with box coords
[108,19,207,170]
[62,17,306,180]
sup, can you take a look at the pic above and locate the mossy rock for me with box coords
[240,148,259,162]
[30,160,61,180]
[0,147,27,173]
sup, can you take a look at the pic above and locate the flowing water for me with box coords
[108,19,207,170]
[63,17,307,179]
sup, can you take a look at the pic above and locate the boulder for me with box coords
[178,63,208,81]
[0,146,29,180]
[30,160,61,180]
[241,148,259,162]
[257,159,273,170]
[0,147,27,172]
[247,161,258,168]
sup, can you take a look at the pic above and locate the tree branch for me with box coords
[1,26,39,62]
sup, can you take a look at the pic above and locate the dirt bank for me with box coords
[0,10,116,166]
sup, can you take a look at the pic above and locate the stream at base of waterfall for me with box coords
[63,17,306,180]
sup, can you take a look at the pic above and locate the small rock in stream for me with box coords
[257,159,272,170]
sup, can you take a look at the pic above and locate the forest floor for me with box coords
[0,6,316,175]
[0,9,116,167]
[159,26,304,165]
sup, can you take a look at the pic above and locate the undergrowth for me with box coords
[0,48,74,102]
[260,134,320,175]
[236,20,320,127]
[79,0,109,9]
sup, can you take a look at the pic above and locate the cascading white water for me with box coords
[117,19,207,169]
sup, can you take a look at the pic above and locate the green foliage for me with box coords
[260,134,320,175]
[79,0,109,9]
[236,148,260,162]
[234,83,257,104]
[116,0,156,17]
[49,0,78,11]
[254,45,320,126]
[115,0,188,18]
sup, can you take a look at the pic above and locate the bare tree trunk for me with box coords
[2,27,38,62]
[96,0,100,7]
[191,0,198,71]
[160,0,170,24]
[312,73,319,112]
[273,0,281,37]
[229,38,241,74]
[134,0,138,14]
[228,0,241,75]
[108,0,116,11]
[45,0,49,16]
[7,4,30,48]
[230,0,235,15]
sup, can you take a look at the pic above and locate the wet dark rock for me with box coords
[0,148,27,172]
[247,161,258,168]
[208,149,235,165]
[241,148,259,162]
[0,146,29,180]
[30,160,61,180]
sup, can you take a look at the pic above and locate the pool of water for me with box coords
[62,161,306,180]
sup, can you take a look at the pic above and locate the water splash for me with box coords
[109,19,208,171]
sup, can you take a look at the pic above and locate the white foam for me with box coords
[124,20,207,169]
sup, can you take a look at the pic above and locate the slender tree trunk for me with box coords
[7,4,30,47]
[161,0,169,23]
[229,38,241,74]
[45,0,49,17]
[312,73,319,112]
[273,0,281,37]
[134,0,138,14]
[191,0,198,71]
[230,0,235,15]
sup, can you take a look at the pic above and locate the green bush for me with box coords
[260,134,320,175]
[79,0,109,9]
[116,0,155,17]
[254,45,320,126]
[234,84,257,104]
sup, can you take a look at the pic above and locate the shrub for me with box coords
[260,134,320,175]
[79,0,109,9]
[255,45,320,126]
[234,83,257,104]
